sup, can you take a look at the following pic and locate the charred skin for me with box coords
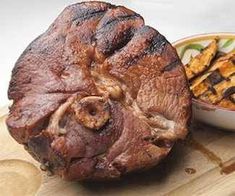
[6,2,191,180]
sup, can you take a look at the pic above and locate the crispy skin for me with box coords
[7,2,191,180]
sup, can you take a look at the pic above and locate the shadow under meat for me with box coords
[71,121,235,195]
[78,141,188,194]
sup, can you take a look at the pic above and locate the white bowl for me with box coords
[173,33,235,131]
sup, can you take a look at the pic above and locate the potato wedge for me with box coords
[199,75,235,104]
[218,98,235,110]
[185,39,218,80]
[190,50,235,98]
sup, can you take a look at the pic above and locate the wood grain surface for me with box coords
[1,106,235,196]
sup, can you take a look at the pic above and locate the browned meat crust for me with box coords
[7,1,191,180]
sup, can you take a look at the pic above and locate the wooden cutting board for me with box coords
[1,105,235,196]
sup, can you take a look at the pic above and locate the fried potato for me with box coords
[184,39,218,80]
[190,51,235,98]
[186,40,235,110]
[199,75,235,104]
[218,98,235,110]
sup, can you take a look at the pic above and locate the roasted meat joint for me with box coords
[6,1,191,180]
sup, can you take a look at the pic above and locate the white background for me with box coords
[0,0,234,107]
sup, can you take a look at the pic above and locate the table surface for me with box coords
[1,106,235,196]
[1,0,235,107]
